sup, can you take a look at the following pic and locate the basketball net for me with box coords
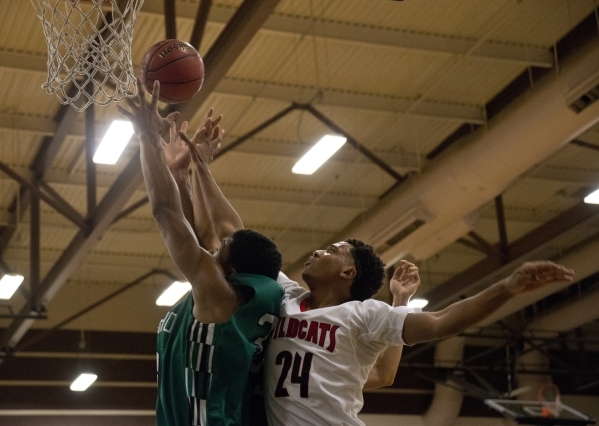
[537,383,562,418]
[29,0,145,111]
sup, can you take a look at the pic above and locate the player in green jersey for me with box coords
[119,79,283,426]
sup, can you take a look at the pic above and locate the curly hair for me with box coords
[227,229,282,280]
[345,239,385,301]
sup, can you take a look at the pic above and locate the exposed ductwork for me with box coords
[362,38,599,267]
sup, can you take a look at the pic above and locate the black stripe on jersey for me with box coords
[190,321,200,342]
[199,343,211,372]
[189,321,211,344]
[195,371,211,399]
[200,323,209,343]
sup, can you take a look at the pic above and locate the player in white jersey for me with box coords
[262,241,573,426]
[173,119,574,425]
[266,269,418,426]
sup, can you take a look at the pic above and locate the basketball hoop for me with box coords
[29,0,145,111]
[538,383,563,418]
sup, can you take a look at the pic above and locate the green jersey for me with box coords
[156,273,282,426]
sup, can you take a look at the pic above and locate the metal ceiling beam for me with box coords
[0,163,87,231]
[0,55,484,123]
[177,0,283,122]
[139,2,554,68]
[0,102,80,255]
[224,139,421,173]
[0,169,377,212]
[16,269,175,352]
[189,0,212,50]
[463,230,505,261]
[215,104,297,158]
[425,201,599,311]
[522,167,599,186]
[571,139,599,152]
[85,91,97,217]
[0,153,145,351]
[0,0,283,353]
[300,104,406,183]
[0,120,422,173]
[494,195,509,259]
[163,0,177,40]
[215,78,485,123]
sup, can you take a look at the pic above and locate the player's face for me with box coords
[303,241,354,278]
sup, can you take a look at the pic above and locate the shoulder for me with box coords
[277,271,307,299]
[230,273,283,306]
[230,273,280,290]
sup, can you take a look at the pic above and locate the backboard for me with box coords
[484,399,596,425]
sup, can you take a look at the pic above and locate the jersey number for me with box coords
[274,351,313,398]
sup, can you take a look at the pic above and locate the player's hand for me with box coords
[117,79,179,142]
[179,108,224,165]
[390,260,420,307]
[163,121,191,171]
[502,261,574,295]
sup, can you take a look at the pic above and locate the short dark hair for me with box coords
[228,229,282,280]
[345,239,385,301]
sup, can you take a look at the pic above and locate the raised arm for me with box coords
[117,80,242,324]
[364,261,420,390]
[179,119,244,242]
[402,261,574,346]
[163,121,194,232]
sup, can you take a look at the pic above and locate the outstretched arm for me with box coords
[364,261,420,390]
[117,80,242,324]
[402,261,574,346]
[163,121,194,230]
[179,119,244,244]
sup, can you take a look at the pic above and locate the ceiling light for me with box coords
[407,298,428,309]
[93,120,134,165]
[70,373,97,391]
[0,274,24,299]
[584,188,599,204]
[292,135,347,175]
[156,281,191,306]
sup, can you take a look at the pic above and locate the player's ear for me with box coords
[340,266,356,280]
[225,266,237,276]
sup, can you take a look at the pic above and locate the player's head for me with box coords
[215,229,282,280]
[302,239,385,302]
[345,239,385,301]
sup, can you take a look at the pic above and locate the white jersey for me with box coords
[265,272,418,426]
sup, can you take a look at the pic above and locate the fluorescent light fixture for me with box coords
[93,120,134,165]
[584,188,599,204]
[292,135,347,175]
[0,274,24,299]
[70,373,97,391]
[156,281,192,306]
[407,298,429,309]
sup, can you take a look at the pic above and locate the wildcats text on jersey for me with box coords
[271,316,339,352]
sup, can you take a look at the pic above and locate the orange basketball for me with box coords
[140,40,205,104]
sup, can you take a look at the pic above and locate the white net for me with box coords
[538,383,563,418]
[29,0,145,111]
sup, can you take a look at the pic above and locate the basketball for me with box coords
[140,40,205,104]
